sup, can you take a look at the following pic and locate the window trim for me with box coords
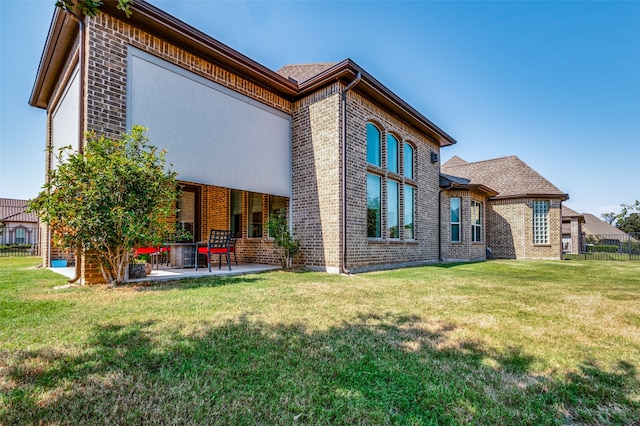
[450,197,461,243]
[367,172,382,239]
[387,179,400,239]
[404,184,415,240]
[471,200,483,243]
[366,122,382,167]
[532,200,550,245]
[248,192,263,239]
[403,142,414,180]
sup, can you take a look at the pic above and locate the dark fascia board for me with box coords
[31,0,457,149]
[440,179,499,198]
[490,193,569,201]
[100,0,299,97]
[29,8,78,108]
[30,0,298,109]
[299,59,457,148]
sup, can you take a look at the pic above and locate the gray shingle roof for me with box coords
[276,63,338,84]
[582,213,628,236]
[441,155,567,200]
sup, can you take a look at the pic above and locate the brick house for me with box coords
[29,1,568,283]
[0,199,39,246]
[29,1,458,282]
[441,156,568,259]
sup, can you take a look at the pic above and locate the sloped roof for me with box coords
[562,205,582,218]
[582,213,628,236]
[439,173,499,197]
[441,155,568,200]
[276,63,338,84]
[0,198,38,223]
[30,1,457,147]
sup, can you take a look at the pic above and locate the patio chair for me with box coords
[134,246,160,269]
[196,229,232,272]
[229,234,239,266]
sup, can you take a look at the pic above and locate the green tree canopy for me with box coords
[30,126,182,285]
[55,0,132,17]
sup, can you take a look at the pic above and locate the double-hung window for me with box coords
[533,200,549,244]
[450,197,461,242]
[471,200,483,242]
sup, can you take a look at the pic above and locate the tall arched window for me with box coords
[387,134,398,173]
[366,123,381,167]
[404,142,414,179]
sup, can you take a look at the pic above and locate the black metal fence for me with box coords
[564,233,640,261]
[0,244,39,257]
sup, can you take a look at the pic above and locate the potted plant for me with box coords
[128,258,148,279]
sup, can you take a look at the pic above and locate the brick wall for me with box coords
[487,198,562,259]
[291,84,342,271]
[343,88,442,271]
[441,189,487,262]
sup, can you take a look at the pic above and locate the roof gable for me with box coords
[30,1,457,148]
[441,155,567,200]
[582,213,628,236]
[276,63,337,84]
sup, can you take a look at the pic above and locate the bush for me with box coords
[586,244,619,253]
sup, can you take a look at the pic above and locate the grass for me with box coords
[1,256,639,425]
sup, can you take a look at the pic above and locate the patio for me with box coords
[49,262,281,284]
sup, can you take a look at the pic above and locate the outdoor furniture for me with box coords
[169,243,196,268]
[134,246,161,269]
[196,229,232,272]
[229,234,238,266]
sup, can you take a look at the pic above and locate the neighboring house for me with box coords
[441,156,568,260]
[561,205,584,254]
[0,199,39,245]
[562,207,634,252]
[29,1,456,283]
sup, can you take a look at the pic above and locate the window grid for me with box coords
[471,200,483,242]
[366,122,416,241]
[533,200,549,244]
[450,197,461,242]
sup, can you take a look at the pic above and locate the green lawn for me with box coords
[1,256,639,425]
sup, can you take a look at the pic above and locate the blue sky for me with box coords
[1,0,638,217]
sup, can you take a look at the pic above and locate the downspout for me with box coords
[61,7,86,283]
[340,72,361,275]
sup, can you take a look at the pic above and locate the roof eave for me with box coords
[30,0,299,109]
[101,1,299,97]
[298,60,457,148]
[29,8,78,109]
[489,193,569,201]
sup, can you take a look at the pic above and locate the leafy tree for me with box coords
[29,126,182,285]
[55,0,132,17]
[606,200,640,234]
[266,208,300,270]
[618,212,640,234]
[601,212,616,225]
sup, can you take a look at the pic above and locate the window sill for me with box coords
[534,244,552,247]
[367,238,418,245]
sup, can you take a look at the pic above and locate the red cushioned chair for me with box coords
[195,230,232,272]
[135,246,160,269]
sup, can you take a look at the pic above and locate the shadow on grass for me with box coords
[132,275,266,292]
[2,313,638,425]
